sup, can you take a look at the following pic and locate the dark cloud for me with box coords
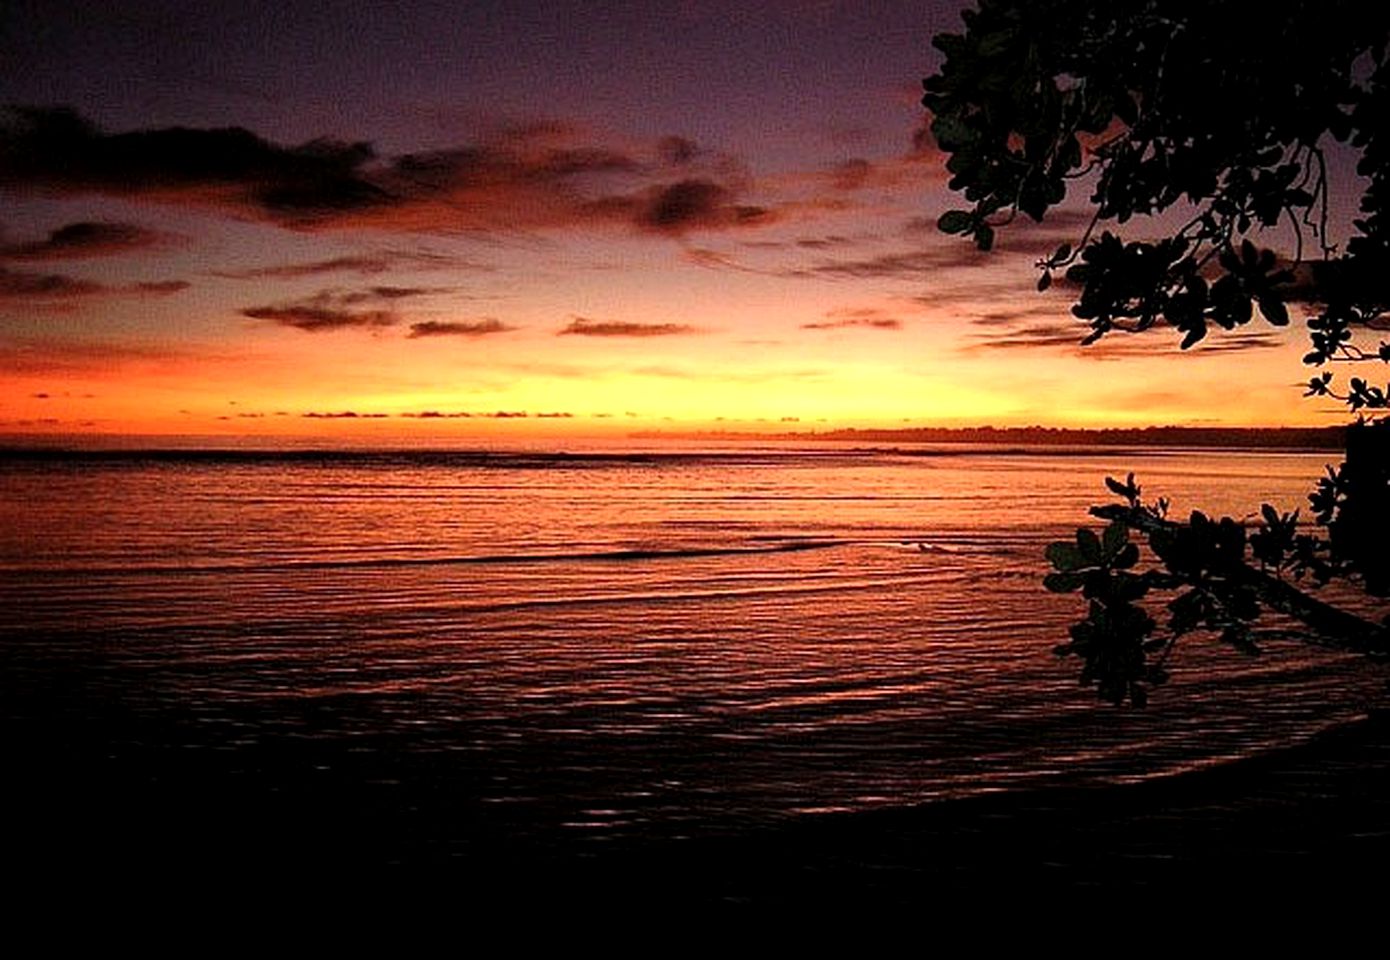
[131,280,191,295]
[1,106,385,221]
[0,264,102,299]
[342,285,446,302]
[241,289,400,332]
[657,136,699,166]
[239,286,449,331]
[559,317,697,337]
[910,115,939,159]
[396,409,565,419]
[970,322,1093,351]
[794,246,990,280]
[1,221,166,260]
[0,264,186,303]
[967,319,1288,357]
[1,107,773,237]
[243,304,397,332]
[795,235,852,249]
[408,318,513,338]
[301,411,389,419]
[212,251,457,279]
[605,179,773,234]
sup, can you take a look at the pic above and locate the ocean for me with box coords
[3,442,1385,892]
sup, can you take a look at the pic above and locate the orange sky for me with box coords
[0,2,1349,440]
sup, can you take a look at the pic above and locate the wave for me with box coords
[9,538,851,578]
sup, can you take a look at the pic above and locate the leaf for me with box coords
[1043,572,1084,593]
[1037,271,1052,292]
[974,223,995,251]
[1104,475,1137,500]
[1259,296,1289,326]
[1102,520,1127,558]
[1045,540,1085,572]
[1076,527,1102,565]
[937,210,974,234]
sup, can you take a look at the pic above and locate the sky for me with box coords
[0,0,1345,439]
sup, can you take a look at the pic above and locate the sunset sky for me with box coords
[0,0,1345,439]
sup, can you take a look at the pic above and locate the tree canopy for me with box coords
[924,0,1390,705]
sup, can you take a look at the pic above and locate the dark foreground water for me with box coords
[3,442,1386,898]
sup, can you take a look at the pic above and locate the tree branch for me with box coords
[1091,503,1390,655]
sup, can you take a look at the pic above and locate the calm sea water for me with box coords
[2,442,1385,868]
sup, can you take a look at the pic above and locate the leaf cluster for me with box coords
[1046,426,1390,705]
[925,0,1390,410]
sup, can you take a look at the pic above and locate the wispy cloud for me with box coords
[211,250,460,279]
[301,411,391,419]
[559,316,697,337]
[1,221,168,260]
[792,246,990,280]
[239,286,450,332]
[0,336,192,376]
[964,320,1288,358]
[242,303,397,332]
[801,307,902,330]
[0,264,188,304]
[408,318,513,338]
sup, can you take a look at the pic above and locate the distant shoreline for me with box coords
[630,425,1349,449]
[0,424,1351,454]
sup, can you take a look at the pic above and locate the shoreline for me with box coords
[17,711,1390,906]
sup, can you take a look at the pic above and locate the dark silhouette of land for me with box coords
[13,695,1390,908]
[631,424,1348,449]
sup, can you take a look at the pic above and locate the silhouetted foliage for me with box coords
[925,0,1390,704]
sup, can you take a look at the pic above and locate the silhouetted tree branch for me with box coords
[925,0,1390,704]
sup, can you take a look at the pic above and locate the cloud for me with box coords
[0,264,187,304]
[131,280,191,295]
[0,264,102,299]
[1,107,773,237]
[965,319,1288,358]
[341,285,446,302]
[0,336,193,376]
[558,316,697,337]
[795,235,853,249]
[239,286,451,331]
[801,307,902,330]
[682,246,780,275]
[242,303,397,332]
[793,246,990,280]
[1,221,167,260]
[408,318,513,338]
[588,179,775,235]
[657,136,700,166]
[1,106,387,221]
[301,411,390,419]
[211,250,458,279]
